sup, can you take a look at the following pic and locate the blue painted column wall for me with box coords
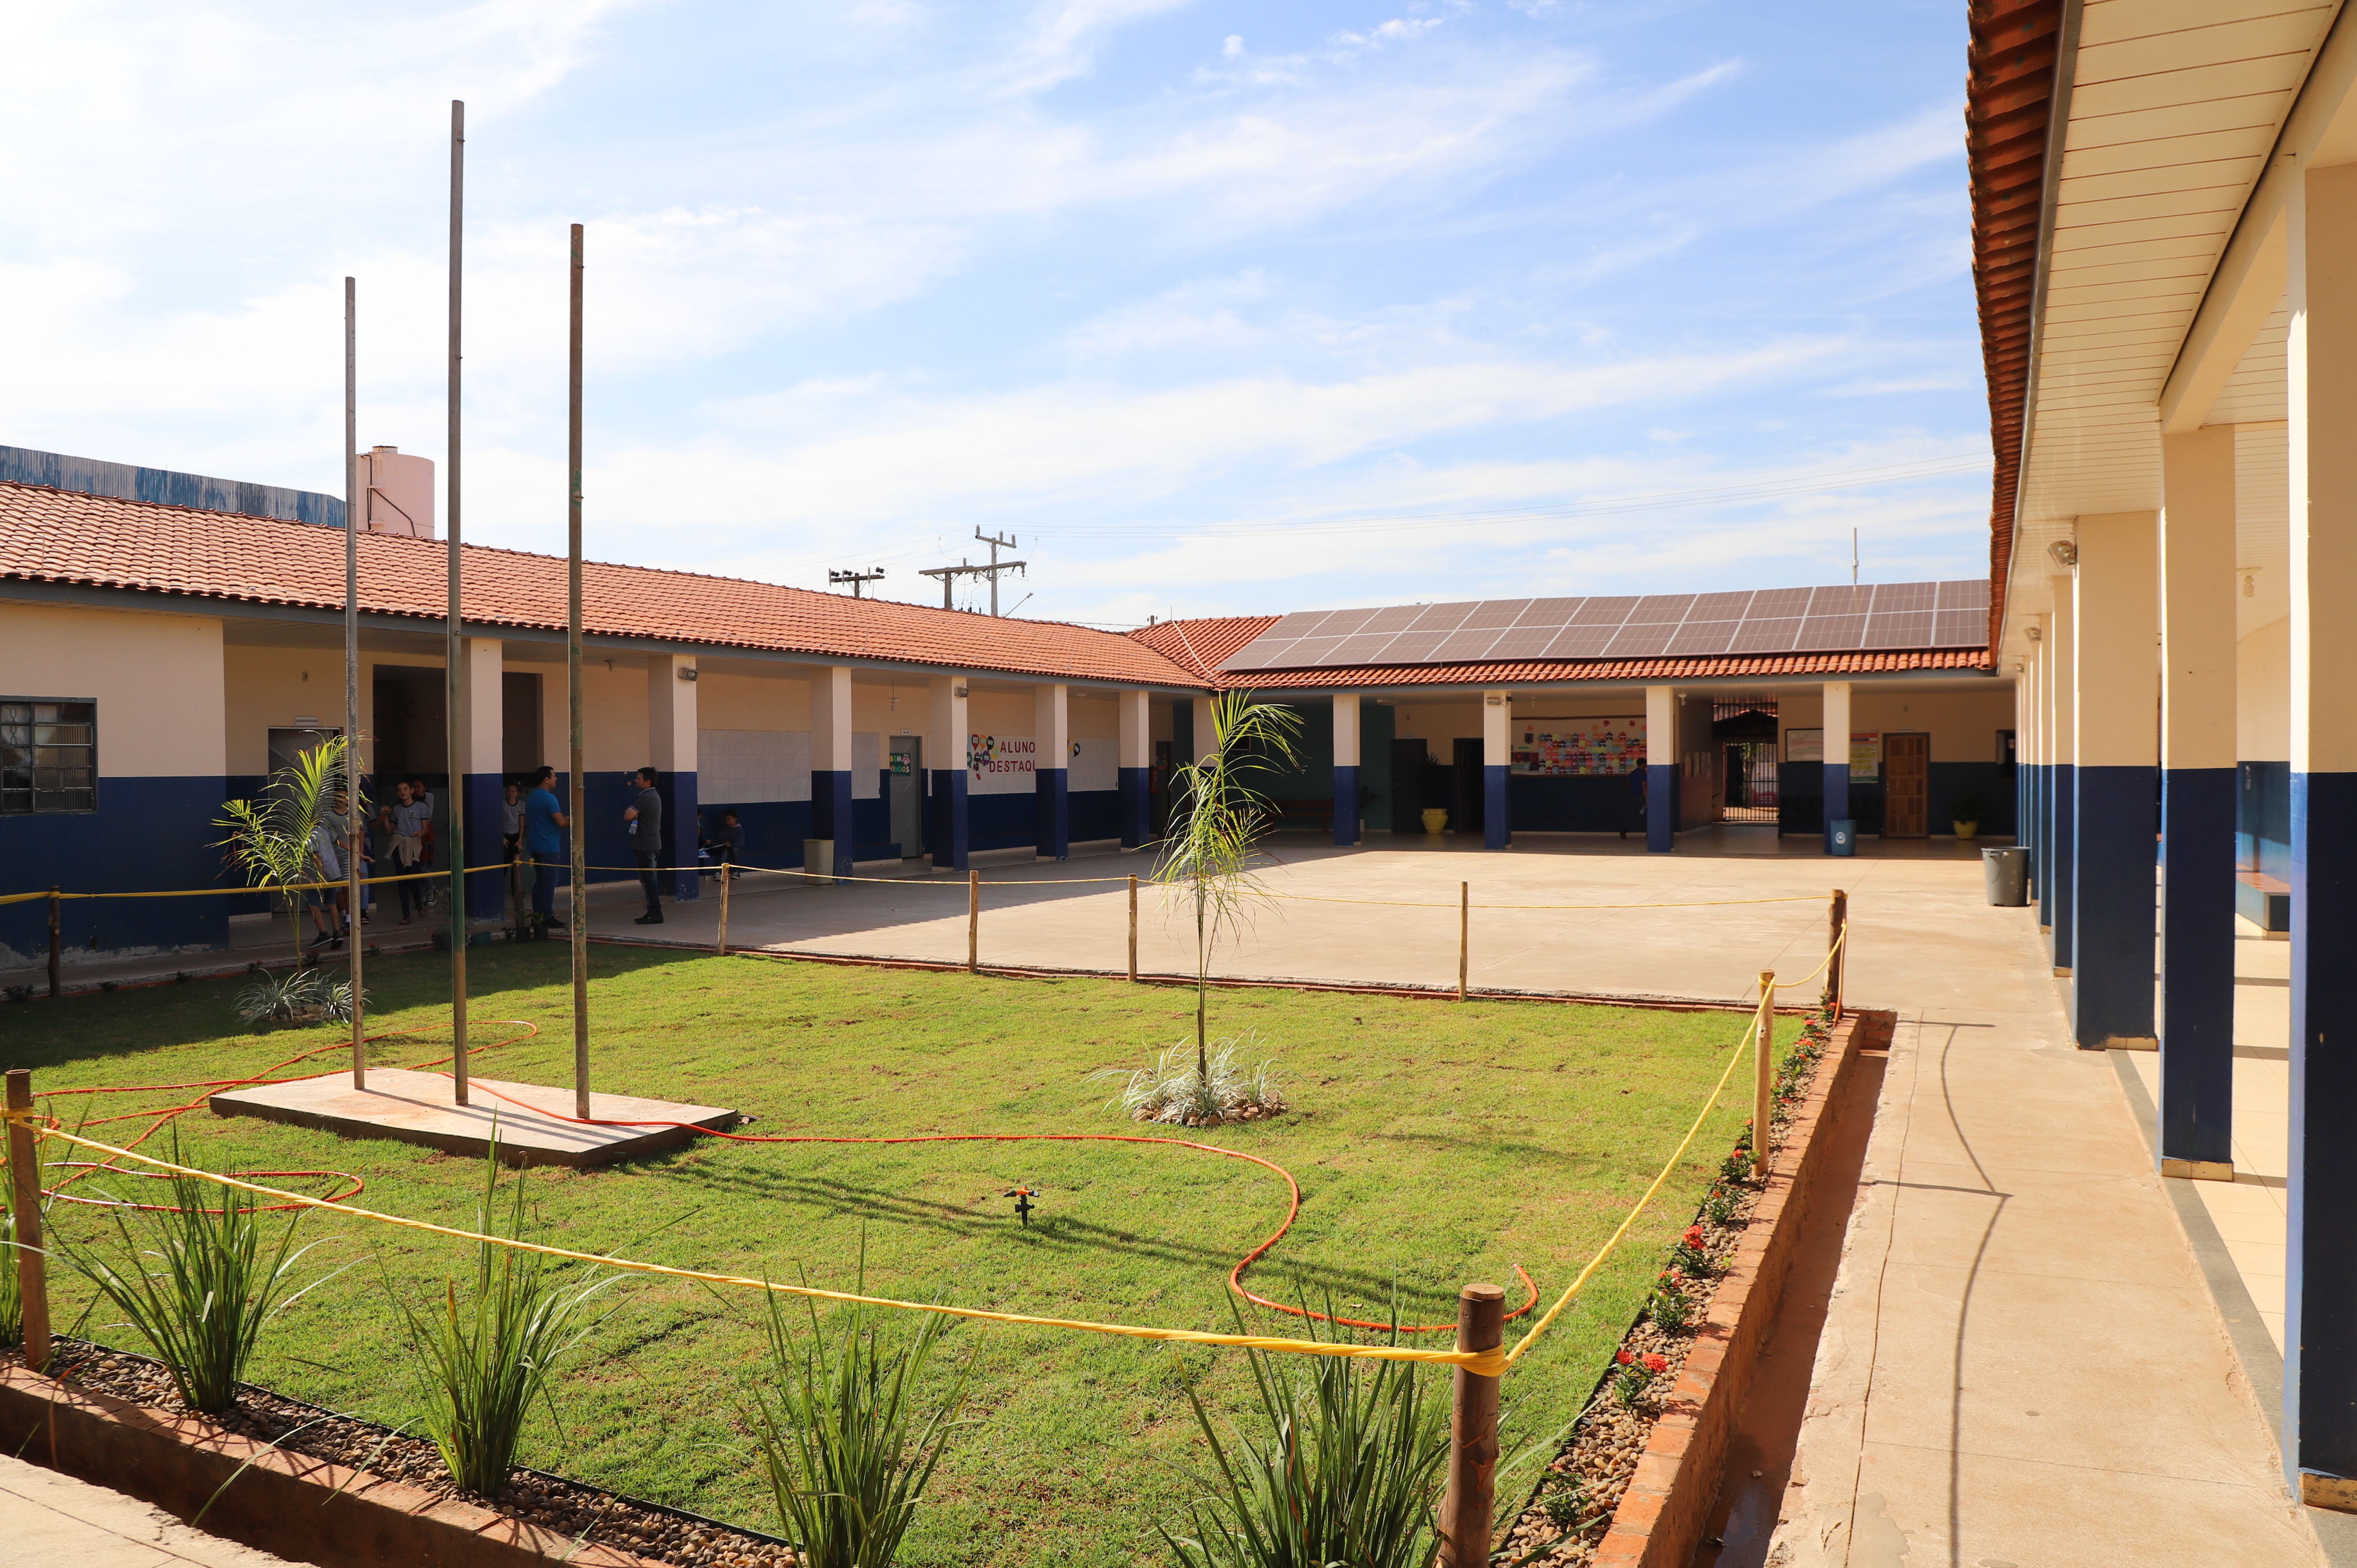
[463,771,506,919]
[2282,160,2357,1501]
[1484,767,1509,849]
[814,770,854,880]
[2158,425,2239,1170]
[1645,684,1674,853]
[1333,765,1359,846]
[930,768,969,871]
[1035,767,1070,859]
[1119,767,1151,848]
[655,772,700,901]
[2067,512,2157,1048]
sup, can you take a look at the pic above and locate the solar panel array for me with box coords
[1222,580,1990,672]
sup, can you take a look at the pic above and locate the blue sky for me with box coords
[2,1,1984,626]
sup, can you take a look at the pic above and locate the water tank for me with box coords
[354,446,436,537]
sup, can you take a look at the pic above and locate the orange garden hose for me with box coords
[33,1017,538,1213]
[27,1017,1535,1333]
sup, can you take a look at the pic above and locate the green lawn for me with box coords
[4,945,1751,1566]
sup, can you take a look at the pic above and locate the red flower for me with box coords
[1683,1225,1705,1247]
[1641,1353,1668,1374]
[1615,1349,1633,1366]
[1667,1267,1683,1283]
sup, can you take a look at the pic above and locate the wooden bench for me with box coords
[2236,870,2289,933]
[1267,798,1335,829]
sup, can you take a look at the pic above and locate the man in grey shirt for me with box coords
[625,766,665,924]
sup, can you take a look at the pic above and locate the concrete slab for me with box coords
[209,1068,737,1168]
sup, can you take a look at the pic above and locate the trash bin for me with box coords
[1983,845,2030,906]
[1828,819,1855,857]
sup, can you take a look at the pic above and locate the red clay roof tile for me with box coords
[0,482,1207,689]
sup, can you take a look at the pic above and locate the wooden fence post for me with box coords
[46,889,61,1000]
[1827,888,1848,1018]
[1457,881,1469,1002]
[967,870,979,974]
[6,1069,52,1373]
[1753,971,1775,1182]
[716,863,731,958]
[1127,874,1138,982]
[1436,1281,1504,1567]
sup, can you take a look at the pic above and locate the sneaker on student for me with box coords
[635,912,664,924]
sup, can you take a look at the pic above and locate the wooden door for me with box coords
[1886,732,1929,837]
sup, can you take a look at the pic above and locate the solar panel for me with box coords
[1216,578,1992,671]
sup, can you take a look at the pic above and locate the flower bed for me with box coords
[1497,1003,1862,1566]
[0,1340,797,1568]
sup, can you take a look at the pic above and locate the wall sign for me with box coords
[1783,729,1882,779]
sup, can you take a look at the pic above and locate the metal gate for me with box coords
[1722,742,1780,822]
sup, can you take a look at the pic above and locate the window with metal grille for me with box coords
[1,698,97,813]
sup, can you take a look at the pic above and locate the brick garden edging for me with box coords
[1590,1008,1884,1567]
[0,1365,663,1568]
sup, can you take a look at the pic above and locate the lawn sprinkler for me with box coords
[1003,1185,1040,1226]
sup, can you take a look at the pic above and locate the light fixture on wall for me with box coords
[2243,572,2256,598]
[2048,539,2078,569]
[953,683,968,698]
[678,667,698,681]
[2026,625,2041,642]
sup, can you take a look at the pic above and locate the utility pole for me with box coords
[918,531,1027,614]
[975,528,1021,616]
[829,567,886,598]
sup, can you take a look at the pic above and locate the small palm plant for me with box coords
[394,1142,616,1498]
[1153,691,1303,1087]
[1160,1304,1448,1568]
[65,1141,337,1413]
[215,735,358,969]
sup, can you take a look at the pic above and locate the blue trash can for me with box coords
[1828,819,1856,857]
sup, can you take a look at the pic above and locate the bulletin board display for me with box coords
[1511,717,1646,776]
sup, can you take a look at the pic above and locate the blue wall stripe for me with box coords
[1120,766,1151,848]
[1646,762,1674,853]
[2288,769,2357,1488]
[2069,764,2151,1045]
[2050,764,2075,963]
[1035,767,1070,859]
[2159,766,2235,1165]
[1483,764,1509,849]
[1333,763,1359,846]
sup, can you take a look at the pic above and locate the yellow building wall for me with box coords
[0,601,228,777]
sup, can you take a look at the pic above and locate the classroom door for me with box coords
[1885,732,1929,837]
[888,736,924,855]
[1389,739,1428,832]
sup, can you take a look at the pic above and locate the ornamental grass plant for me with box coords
[66,1140,335,1413]
[393,1139,616,1498]
[747,1275,972,1567]
[1160,1303,1448,1568]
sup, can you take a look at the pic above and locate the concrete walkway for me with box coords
[0,1451,293,1567]
[1767,898,2318,1564]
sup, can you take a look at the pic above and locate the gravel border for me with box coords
[1494,1005,1841,1566]
[6,1341,799,1568]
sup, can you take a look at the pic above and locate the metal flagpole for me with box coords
[445,99,470,1104]
[569,222,590,1118]
[344,278,365,1091]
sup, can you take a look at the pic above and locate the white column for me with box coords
[2157,429,2238,1170]
[1192,694,1217,762]
[1118,689,1151,772]
[2282,157,2357,1499]
[930,674,971,870]
[462,637,503,777]
[1035,682,1069,764]
[1118,688,1152,849]
[1035,680,1069,859]
[1482,688,1510,849]
[2049,576,2077,969]
[457,638,504,918]
[1644,684,1675,852]
[812,664,853,776]
[1330,691,1362,846]
[1822,679,1852,854]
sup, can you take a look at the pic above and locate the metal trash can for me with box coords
[1828,819,1855,857]
[1983,845,2029,906]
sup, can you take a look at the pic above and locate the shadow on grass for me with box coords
[648,1160,1470,1317]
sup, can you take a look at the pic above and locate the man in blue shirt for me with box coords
[524,765,569,934]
